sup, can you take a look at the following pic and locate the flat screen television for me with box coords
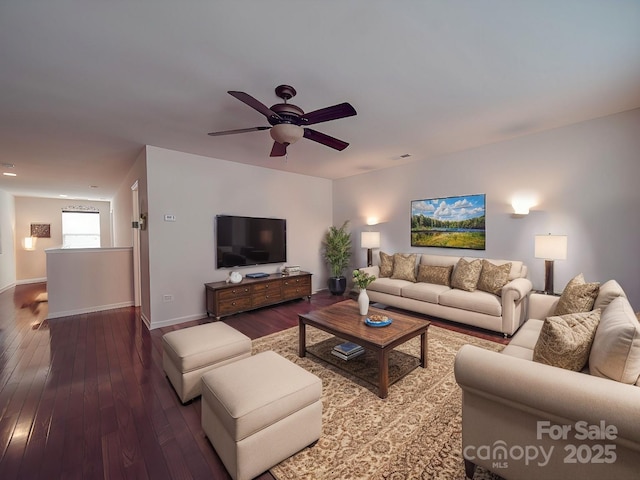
[216,215,287,268]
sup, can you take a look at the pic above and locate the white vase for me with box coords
[358,288,369,315]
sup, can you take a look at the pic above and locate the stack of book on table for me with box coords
[331,342,364,361]
[282,265,301,275]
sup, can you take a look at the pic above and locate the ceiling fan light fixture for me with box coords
[270,123,304,145]
[209,85,356,154]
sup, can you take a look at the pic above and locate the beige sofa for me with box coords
[455,280,640,479]
[360,254,532,336]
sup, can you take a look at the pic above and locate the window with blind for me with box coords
[62,211,100,248]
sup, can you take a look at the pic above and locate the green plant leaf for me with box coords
[321,220,352,277]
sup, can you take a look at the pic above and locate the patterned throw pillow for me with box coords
[451,259,482,292]
[390,254,417,282]
[476,260,512,296]
[379,252,394,278]
[533,309,601,371]
[555,273,600,316]
[417,265,453,286]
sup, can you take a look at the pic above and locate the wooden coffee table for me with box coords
[298,300,430,398]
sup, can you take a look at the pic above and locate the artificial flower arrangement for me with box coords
[352,269,376,290]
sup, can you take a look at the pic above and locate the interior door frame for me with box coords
[131,181,141,307]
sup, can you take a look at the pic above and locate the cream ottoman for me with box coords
[201,351,322,480]
[162,322,252,403]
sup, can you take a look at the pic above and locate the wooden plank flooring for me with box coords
[0,283,507,479]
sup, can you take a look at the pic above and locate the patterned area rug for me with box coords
[252,324,505,480]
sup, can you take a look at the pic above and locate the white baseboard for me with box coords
[47,301,134,319]
[16,277,47,285]
[141,311,151,330]
[0,282,16,294]
[147,312,209,330]
[1,278,47,293]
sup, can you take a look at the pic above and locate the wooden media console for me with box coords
[205,272,312,319]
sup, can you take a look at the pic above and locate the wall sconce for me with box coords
[511,199,534,217]
[23,236,36,250]
[511,193,537,218]
[361,231,380,267]
[366,217,379,226]
[534,234,568,294]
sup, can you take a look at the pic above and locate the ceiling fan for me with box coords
[208,85,357,157]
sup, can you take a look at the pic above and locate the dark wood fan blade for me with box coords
[208,126,271,137]
[228,91,281,119]
[270,141,288,157]
[302,102,357,126]
[303,128,349,151]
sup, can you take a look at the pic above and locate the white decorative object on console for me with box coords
[227,271,242,284]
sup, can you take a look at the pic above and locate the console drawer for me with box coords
[251,280,282,294]
[283,275,311,299]
[252,290,283,308]
[218,286,251,301]
[218,296,252,315]
[282,276,310,288]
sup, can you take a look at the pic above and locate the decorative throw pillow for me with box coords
[477,260,512,296]
[554,273,600,316]
[533,309,601,371]
[451,259,482,292]
[593,279,626,311]
[589,297,640,384]
[417,264,453,286]
[390,254,417,282]
[379,252,394,278]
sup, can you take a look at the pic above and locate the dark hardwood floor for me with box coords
[0,283,507,479]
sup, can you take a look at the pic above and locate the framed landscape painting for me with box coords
[411,194,486,250]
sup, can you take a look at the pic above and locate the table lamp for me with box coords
[361,232,380,267]
[534,234,568,294]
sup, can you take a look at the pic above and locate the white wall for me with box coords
[0,189,16,292]
[111,147,147,247]
[14,197,112,283]
[111,147,150,322]
[142,146,333,329]
[46,247,134,318]
[333,109,640,309]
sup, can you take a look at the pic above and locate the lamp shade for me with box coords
[534,235,567,260]
[361,231,380,249]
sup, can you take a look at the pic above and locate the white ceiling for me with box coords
[1,1,639,200]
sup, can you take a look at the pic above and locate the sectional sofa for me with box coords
[455,279,640,479]
[359,253,532,336]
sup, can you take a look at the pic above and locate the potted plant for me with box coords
[322,221,352,295]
